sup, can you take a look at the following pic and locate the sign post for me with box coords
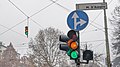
[76,1,111,67]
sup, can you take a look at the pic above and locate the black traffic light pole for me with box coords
[76,31,80,67]
[76,31,92,67]
[76,29,91,67]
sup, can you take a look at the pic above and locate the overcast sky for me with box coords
[0,0,119,58]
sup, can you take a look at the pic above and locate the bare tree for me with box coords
[29,27,68,67]
[109,5,120,67]
[0,43,19,67]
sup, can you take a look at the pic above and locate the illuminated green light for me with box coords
[70,51,78,59]
[25,32,28,35]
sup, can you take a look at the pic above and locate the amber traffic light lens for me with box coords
[70,42,78,50]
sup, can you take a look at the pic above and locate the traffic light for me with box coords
[83,50,93,61]
[25,26,28,37]
[67,30,79,60]
[59,30,80,60]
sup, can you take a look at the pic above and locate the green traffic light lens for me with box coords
[71,51,78,59]
[25,32,28,35]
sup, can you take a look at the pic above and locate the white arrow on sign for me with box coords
[79,19,86,26]
[72,12,86,29]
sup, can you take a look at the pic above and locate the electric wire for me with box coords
[49,0,71,12]
[108,0,114,5]
[0,24,26,37]
[81,39,105,43]
[82,11,103,34]
[3,0,61,37]
[89,23,113,38]
[81,0,114,36]
[30,0,59,17]
[1,0,114,38]
[1,0,51,36]
[91,42,105,49]
[8,0,28,17]
[30,18,45,29]
[0,19,27,36]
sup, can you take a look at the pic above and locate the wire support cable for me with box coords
[30,18,44,29]
[0,19,26,36]
[30,0,59,17]
[81,0,114,35]
[81,39,105,43]
[49,0,71,12]
[0,24,26,37]
[8,0,28,17]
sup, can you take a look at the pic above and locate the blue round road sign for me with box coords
[67,10,89,31]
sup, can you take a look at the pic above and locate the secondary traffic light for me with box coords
[83,50,93,61]
[59,30,80,60]
[25,26,28,37]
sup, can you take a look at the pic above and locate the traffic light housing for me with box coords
[59,30,80,60]
[83,50,93,61]
[25,26,28,37]
[67,30,79,60]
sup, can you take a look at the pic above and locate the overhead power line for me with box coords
[30,18,45,29]
[1,0,68,37]
[1,0,114,38]
[81,39,105,43]
[82,11,103,33]
[8,0,28,17]
[30,3,54,17]
[49,0,71,12]
[30,0,59,17]
[0,24,26,37]
[91,42,105,49]
[0,19,26,36]
[1,0,54,36]
[81,0,114,39]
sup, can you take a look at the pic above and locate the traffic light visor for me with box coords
[67,30,78,41]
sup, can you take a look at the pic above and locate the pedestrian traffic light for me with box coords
[25,26,28,37]
[59,30,80,60]
[83,50,93,61]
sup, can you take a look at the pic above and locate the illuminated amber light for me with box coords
[70,42,78,50]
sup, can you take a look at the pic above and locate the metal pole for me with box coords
[103,0,111,67]
[76,31,80,67]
